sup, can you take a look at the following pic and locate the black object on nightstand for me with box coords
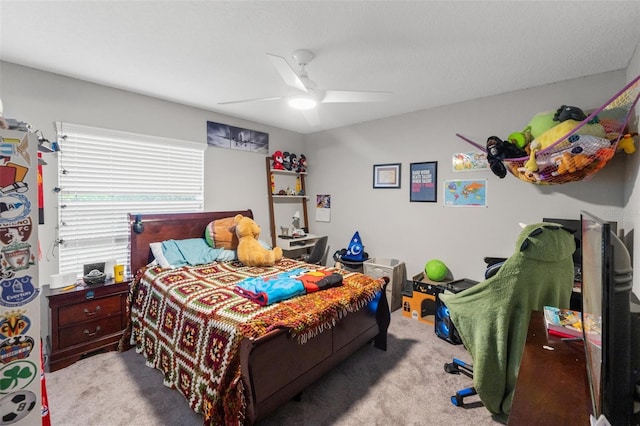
[47,279,130,372]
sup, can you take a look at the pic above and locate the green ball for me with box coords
[425,259,448,282]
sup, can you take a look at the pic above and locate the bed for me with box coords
[119,209,390,425]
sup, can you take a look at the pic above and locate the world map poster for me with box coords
[444,179,487,207]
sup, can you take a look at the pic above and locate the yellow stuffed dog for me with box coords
[234,214,283,266]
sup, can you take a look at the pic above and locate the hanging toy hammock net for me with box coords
[457,75,640,185]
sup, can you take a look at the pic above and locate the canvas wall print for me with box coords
[206,121,269,153]
[206,121,231,148]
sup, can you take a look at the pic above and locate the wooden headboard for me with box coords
[128,210,253,274]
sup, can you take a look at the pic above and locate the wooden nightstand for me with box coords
[47,280,131,372]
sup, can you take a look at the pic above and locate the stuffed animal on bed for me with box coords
[234,214,283,266]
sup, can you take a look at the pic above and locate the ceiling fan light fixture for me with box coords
[287,94,317,110]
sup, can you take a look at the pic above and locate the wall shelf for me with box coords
[265,156,310,249]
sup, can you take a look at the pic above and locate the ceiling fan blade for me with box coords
[301,108,321,127]
[266,53,308,93]
[322,90,392,103]
[218,96,283,105]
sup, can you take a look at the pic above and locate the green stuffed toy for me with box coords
[526,111,557,139]
[439,222,575,423]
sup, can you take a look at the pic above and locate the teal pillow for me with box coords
[161,238,219,267]
[215,249,238,262]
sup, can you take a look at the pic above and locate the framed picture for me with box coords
[410,162,437,202]
[373,163,401,188]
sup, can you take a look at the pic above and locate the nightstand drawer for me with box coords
[48,280,130,371]
[58,295,122,327]
[58,316,123,348]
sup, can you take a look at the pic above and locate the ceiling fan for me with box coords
[218,49,392,125]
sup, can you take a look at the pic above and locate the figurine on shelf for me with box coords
[291,154,299,173]
[291,211,306,237]
[272,151,285,170]
[297,154,307,173]
[283,152,295,171]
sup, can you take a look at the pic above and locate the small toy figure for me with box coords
[272,151,284,170]
[282,151,292,170]
[290,153,299,172]
[297,154,307,173]
[553,105,587,123]
[486,136,526,178]
[618,133,637,154]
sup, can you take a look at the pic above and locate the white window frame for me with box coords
[55,122,204,277]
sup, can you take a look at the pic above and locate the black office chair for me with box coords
[302,236,328,265]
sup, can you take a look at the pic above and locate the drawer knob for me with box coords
[84,326,101,337]
[83,306,101,316]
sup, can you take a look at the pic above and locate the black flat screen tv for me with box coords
[580,210,638,425]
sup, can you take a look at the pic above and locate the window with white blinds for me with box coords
[55,122,204,276]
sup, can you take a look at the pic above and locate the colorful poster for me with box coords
[410,162,437,202]
[444,179,487,207]
[452,152,488,172]
[316,194,331,222]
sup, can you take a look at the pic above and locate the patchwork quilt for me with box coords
[120,257,383,425]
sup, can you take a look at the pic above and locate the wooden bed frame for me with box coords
[126,210,390,424]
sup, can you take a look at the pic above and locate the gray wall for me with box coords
[304,71,629,282]
[2,60,637,342]
[0,61,304,284]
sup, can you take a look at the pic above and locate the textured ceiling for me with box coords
[2,1,640,134]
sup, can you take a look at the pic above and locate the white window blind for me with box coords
[56,122,204,276]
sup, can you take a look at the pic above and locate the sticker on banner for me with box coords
[0,390,37,423]
[0,276,39,307]
[0,219,35,275]
[0,360,37,393]
[0,193,31,224]
[0,336,34,364]
[0,310,30,338]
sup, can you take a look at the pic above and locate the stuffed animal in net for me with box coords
[486,136,527,178]
[234,214,283,266]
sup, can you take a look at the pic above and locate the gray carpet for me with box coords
[46,311,503,425]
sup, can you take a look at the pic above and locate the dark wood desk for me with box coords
[508,311,592,425]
